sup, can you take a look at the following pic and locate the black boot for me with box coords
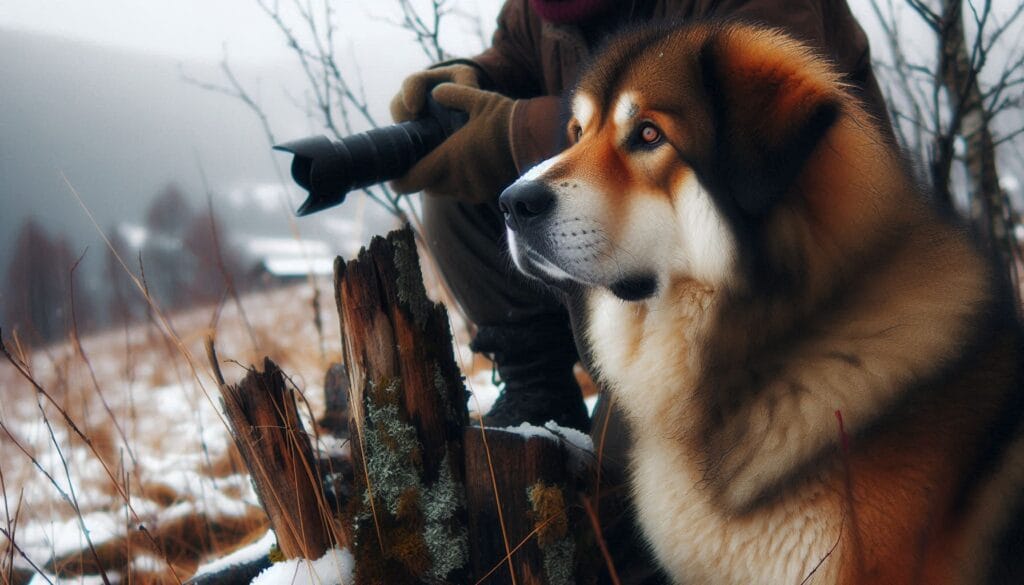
[471,321,591,432]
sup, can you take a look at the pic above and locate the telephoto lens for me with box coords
[274,97,467,216]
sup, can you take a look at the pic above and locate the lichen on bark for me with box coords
[392,235,432,329]
[355,377,468,582]
[528,482,576,585]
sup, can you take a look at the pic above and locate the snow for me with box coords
[29,574,114,585]
[465,370,501,416]
[543,422,594,454]
[264,256,335,277]
[118,222,148,248]
[245,237,332,258]
[193,529,276,578]
[226,183,291,215]
[251,547,354,585]
[500,422,594,454]
[0,283,337,578]
[1,271,595,580]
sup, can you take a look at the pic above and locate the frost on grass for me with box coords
[354,378,468,581]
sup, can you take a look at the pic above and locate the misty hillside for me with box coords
[0,28,400,321]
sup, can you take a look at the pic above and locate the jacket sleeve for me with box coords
[472,0,565,173]
[471,0,544,98]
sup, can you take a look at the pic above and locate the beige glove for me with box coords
[390,63,481,123]
[390,80,518,203]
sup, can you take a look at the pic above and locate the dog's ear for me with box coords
[698,28,840,216]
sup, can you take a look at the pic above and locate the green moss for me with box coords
[356,377,468,582]
[268,542,285,564]
[422,452,469,581]
[363,380,421,517]
[528,482,576,585]
[391,235,432,329]
[433,365,469,426]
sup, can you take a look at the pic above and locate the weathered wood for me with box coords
[319,361,351,437]
[335,226,470,584]
[217,356,337,560]
[464,427,598,585]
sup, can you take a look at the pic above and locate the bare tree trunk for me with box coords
[938,0,1017,289]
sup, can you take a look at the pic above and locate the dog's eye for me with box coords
[629,122,663,150]
[639,123,661,145]
[570,124,583,143]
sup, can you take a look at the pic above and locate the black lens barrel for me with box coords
[340,117,446,192]
[275,97,467,216]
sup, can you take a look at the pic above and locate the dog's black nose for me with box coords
[499,181,555,231]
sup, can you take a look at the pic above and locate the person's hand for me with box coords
[390,63,480,123]
[390,82,518,203]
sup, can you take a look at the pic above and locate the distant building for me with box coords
[244,237,336,285]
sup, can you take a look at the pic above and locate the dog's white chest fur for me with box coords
[586,289,842,584]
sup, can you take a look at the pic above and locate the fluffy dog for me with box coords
[497,21,1024,584]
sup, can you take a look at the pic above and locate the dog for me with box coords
[497,21,1024,584]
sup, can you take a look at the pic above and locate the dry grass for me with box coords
[0,281,349,584]
[0,248,508,584]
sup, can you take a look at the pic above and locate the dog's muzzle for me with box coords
[499,180,556,232]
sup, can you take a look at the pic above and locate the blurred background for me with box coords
[1,0,1023,583]
[0,0,500,341]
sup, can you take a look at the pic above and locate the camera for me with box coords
[274,97,468,216]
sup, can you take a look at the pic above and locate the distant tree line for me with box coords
[3,183,250,345]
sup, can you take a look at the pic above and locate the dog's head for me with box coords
[501,23,849,301]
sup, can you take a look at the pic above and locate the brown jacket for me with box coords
[467,0,892,173]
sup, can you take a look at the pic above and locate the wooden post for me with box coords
[319,362,351,437]
[335,226,470,584]
[463,427,598,585]
[214,354,339,559]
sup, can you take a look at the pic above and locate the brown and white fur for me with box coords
[497,21,1024,584]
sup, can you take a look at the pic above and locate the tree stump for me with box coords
[202,226,608,584]
[215,355,339,559]
[334,226,470,584]
[463,427,599,585]
[319,361,351,437]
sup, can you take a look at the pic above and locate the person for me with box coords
[389,0,893,433]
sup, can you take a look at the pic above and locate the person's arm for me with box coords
[473,0,566,173]
[471,0,544,98]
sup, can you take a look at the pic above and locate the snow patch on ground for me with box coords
[193,529,276,578]
[251,547,354,585]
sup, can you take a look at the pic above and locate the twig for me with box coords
[582,498,621,585]
[67,249,138,467]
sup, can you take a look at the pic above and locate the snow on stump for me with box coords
[464,424,599,585]
[334,226,471,584]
